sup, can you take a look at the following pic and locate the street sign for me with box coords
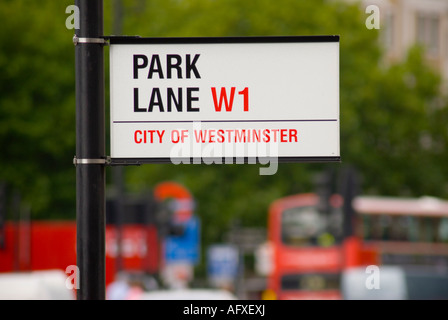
[164,215,200,265]
[207,244,239,287]
[154,181,193,222]
[109,36,340,164]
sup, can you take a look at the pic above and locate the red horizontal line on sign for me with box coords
[113,119,338,124]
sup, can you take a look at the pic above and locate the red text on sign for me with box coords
[193,128,298,143]
[211,87,249,112]
[134,130,165,143]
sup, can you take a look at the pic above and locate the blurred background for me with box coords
[1,0,448,300]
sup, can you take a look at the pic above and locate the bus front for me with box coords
[267,194,344,300]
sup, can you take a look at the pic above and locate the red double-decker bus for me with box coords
[264,193,378,300]
[0,220,159,286]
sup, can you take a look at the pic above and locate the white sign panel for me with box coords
[109,36,340,164]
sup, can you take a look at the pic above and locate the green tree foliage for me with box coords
[0,1,76,218]
[349,45,446,197]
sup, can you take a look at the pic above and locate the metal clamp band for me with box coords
[73,156,110,166]
[73,35,108,46]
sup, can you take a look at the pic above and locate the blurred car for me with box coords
[0,269,75,300]
[139,288,237,300]
[341,266,407,300]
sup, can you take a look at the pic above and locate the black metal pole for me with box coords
[113,167,125,274]
[75,0,105,300]
[0,183,5,250]
[341,166,360,239]
[112,0,124,277]
[13,192,20,271]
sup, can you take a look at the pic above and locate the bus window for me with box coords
[281,206,335,247]
[369,215,383,240]
[281,273,340,292]
[439,218,448,242]
[390,216,408,241]
[359,215,370,240]
[419,217,435,243]
[408,216,419,242]
[381,215,393,240]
